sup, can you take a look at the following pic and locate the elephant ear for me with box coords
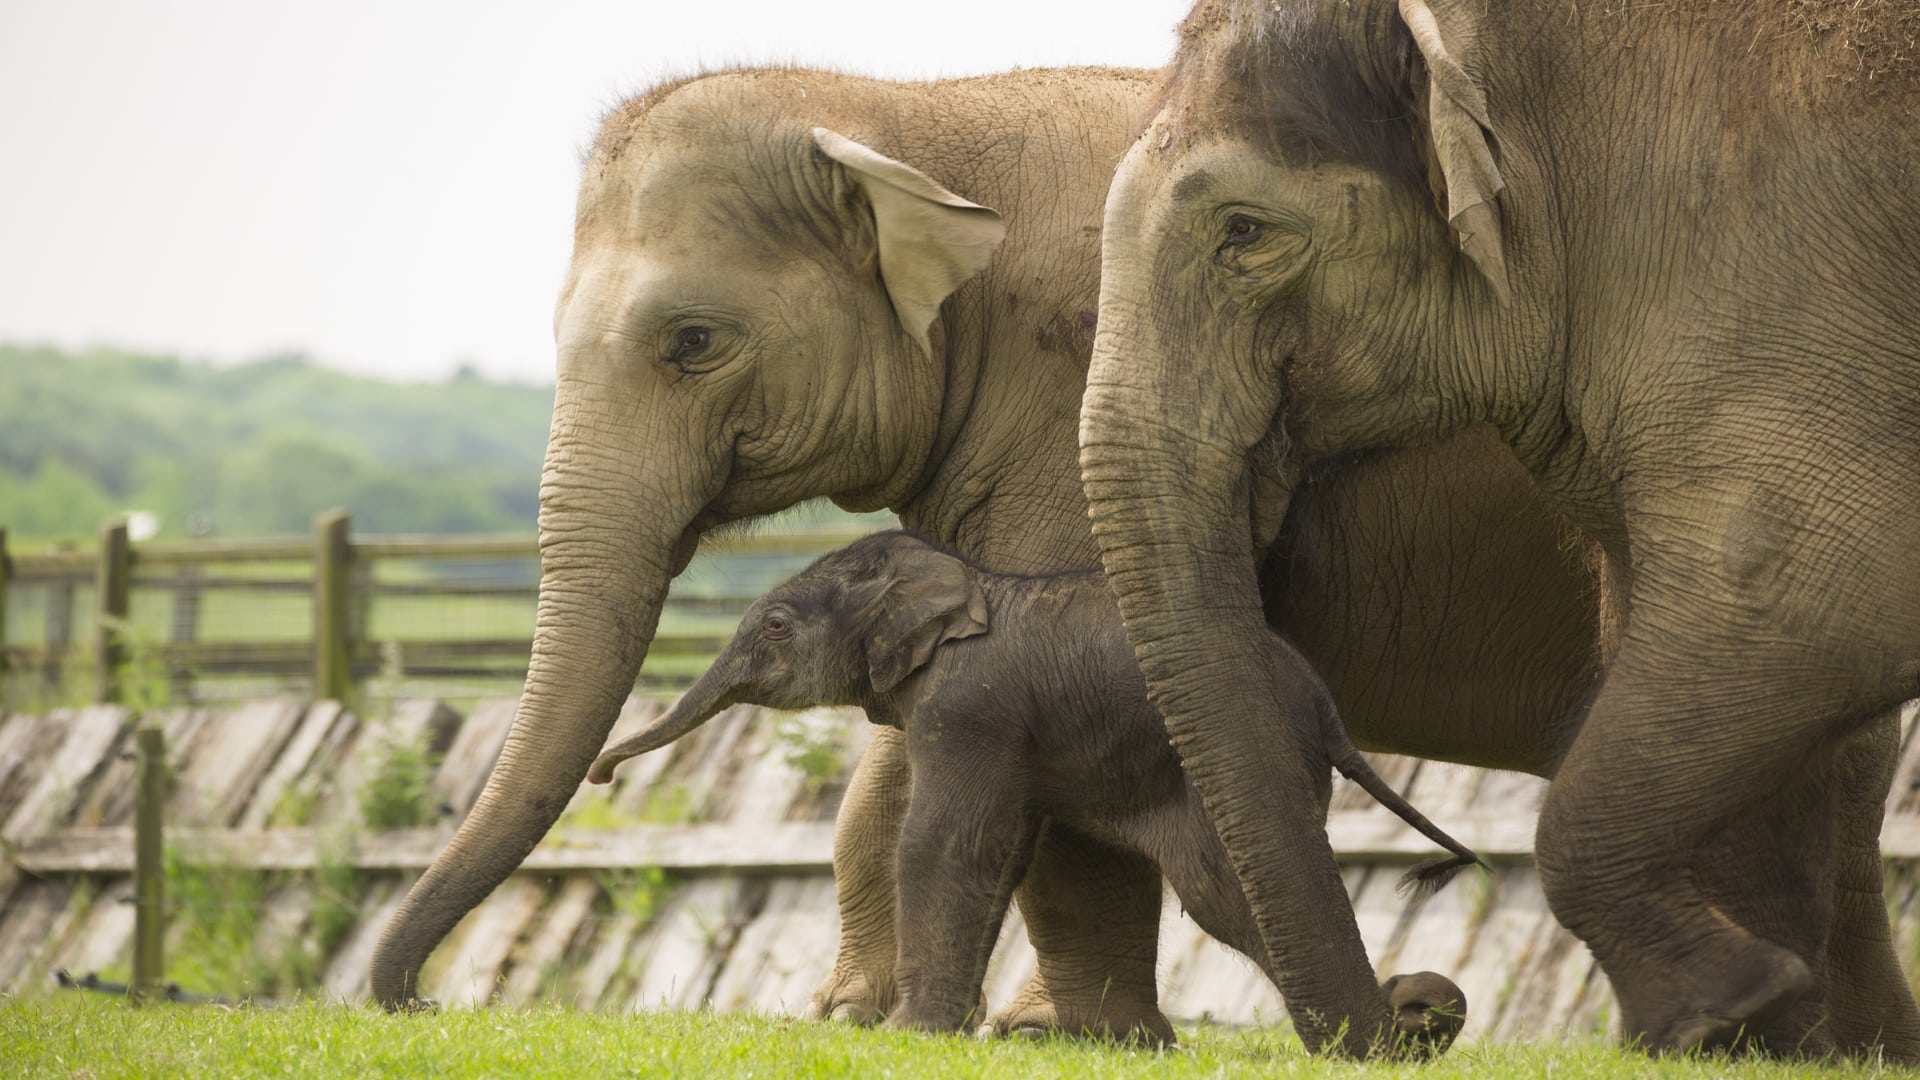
[861,542,990,694]
[1399,0,1509,304]
[812,128,1008,357]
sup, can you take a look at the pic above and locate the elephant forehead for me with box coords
[578,137,828,249]
[1116,138,1375,243]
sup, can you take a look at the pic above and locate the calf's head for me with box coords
[588,532,988,783]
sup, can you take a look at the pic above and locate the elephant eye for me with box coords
[1221,214,1264,247]
[763,614,791,639]
[669,326,712,363]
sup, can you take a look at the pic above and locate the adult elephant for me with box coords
[368,66,1179,1037]
[1082,0,1920,1059]
[368,63,1598,1040]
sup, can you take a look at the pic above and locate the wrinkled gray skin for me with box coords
[588,531,1474,1053]
[369,64,1602,1043]
[1084,0,1920,1058]
[367,67,1180,1036]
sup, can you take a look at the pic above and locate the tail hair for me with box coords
[1395,852,1487,903]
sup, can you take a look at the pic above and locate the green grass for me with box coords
[2,997,1914,1079]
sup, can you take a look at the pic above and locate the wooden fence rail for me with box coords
[0,512,875,706]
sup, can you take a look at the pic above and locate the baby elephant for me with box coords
[590,531,1476,1050]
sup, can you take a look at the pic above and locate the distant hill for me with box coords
[0,344,886,544]
[0,345,554,541]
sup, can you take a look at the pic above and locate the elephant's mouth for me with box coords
[1245,404,1298,553]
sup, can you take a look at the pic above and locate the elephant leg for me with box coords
[1684,739,1838,1057]
[887,781,1039,1032]
[985,822,1176,1044]
[1685,707,1919,1061]
[1534,625,1875,1054]
[1819,708,1920,1061]
[808,726,912,1024]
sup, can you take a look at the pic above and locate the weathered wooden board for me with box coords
[17,694,1920,1046]
[15,823,840,874]
[238,700,348,829]
[433,698,516,816]
[2,706,125,842]
[425,874,549,1007]
[503,875,601,1004]
[320,876,410,1002]
[171,699,305,826]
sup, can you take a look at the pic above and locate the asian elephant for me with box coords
[587,530,1477,1050]
[368,66,1179,1036]
[1081,0,1920,1059]
[367,63,1603,1041]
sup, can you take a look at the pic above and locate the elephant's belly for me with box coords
[1264,428,1602,776]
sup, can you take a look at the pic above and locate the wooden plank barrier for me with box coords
[3,696,1920,1037]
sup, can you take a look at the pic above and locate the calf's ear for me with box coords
[812,128,1007,357]
[862,545,989,694]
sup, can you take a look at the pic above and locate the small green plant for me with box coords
[595,866,673,924]
[309,828,360,960]
[134,839,367,999]
[561,780,696,830]
[160,846,270,995]
[269,780,323,828]
[357,728,439,830]
[357,639,408,722]
[557,795,640,831]
[771,712,845,793]
[103,615,177,716]
[640,781,695,824]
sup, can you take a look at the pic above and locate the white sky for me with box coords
[0,2,1186,384]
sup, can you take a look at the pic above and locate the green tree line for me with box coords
[0,344,555,542]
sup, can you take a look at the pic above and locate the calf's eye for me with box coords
[763,615,791,639]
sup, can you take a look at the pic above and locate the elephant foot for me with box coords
[806,967,894,1026]
[983,984,1177,1045]
[1381,971,1467,1057]
[883,1000,984,1036]
[1636,945,1813,1055]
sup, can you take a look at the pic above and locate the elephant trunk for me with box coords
[1080,256,1394,1054]
[369,390,697,1007]
[587,649,745,784]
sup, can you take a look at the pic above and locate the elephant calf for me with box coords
[589,530,1474,1049]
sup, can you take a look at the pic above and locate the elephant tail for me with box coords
[1318,708,1487,900]
[1396,852,1483,903]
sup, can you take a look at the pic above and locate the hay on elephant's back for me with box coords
[1617,0,1920,89]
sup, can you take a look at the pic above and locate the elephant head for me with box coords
[369,80,1004,1006]
[1079,0,1541,1055]
[586,532,987,785]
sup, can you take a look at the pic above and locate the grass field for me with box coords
[4,996,1916,1079]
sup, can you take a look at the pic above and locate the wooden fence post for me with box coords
[94,517,131,704]
[169,565,201,703]
[0,525,10,679]
[313,509,353,701]
[44,541,75,689]
[131,723,166,1003]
